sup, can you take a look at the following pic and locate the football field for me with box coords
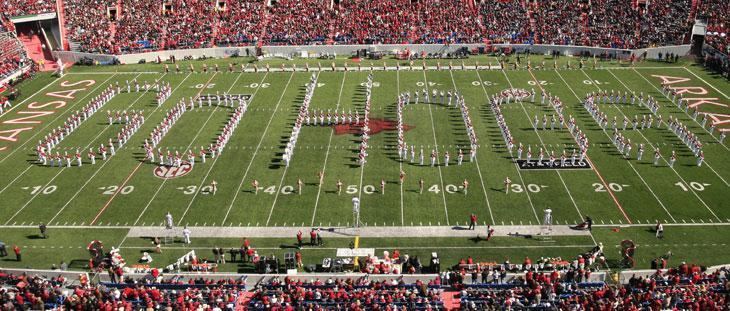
[0,56,729,269]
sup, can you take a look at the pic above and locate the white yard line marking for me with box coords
[48,73,189,225]
[0,74,118,164]
[585,70,720,220]
[395,70,405,225]
[421,70,450,225]
[311,71,348,226]
[220,72,295,225]
[606,70,729,187]
[500,70,584,224]
[0,165,32,195]
[475,70,540,222]
[266,72,322,226]
[447,70,495,224]
[625,68,729,151]
[177,71,259,223]
[130,73,221,226]
[562,70,681,221]
[683,67,730,99]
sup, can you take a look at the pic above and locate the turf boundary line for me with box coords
[310,71,348,226]
[92,73,219,225]
[220,72,295,225]
[532,69,633,224]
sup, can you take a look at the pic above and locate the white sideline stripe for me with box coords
[0,74,117,164]
[606,70,729,187]
[0,75,60,119]
[48,73,189,224]
[311,71,348,226]
[624,68,729,151]
[682,67,730,99]
[589,69,720,221]
[421,70,450,225]
[446,70,495,224]
[177,70,251,223]
[557,69,677,222]
[66,72,160,75]
[132,73,221,226]
[500,70,586,229]
[220,72,295,225]
[116,245,595,250]
[475,69,540,222]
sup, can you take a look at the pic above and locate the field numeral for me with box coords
[583,79,604,85]
[593,183,627,192]
[471,81,496,86]
[360,82,380,87]
[101,185,134,195]
[179,185,213,195]
[674,181,709,192]
[416,81,438,87]
[25,185,57,195]
[528,80,549,86]
[193,83,216,89]
[510,183,544,193]
[346,185,358,194]
[246,83,270,89]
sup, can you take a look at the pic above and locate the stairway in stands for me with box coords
[15,24,57,71]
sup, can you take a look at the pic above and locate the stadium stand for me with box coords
[0,0,56,19]
[0,31,31,82]
[52,0,698,54]
[1,264,726,310]
[698,0,729,55]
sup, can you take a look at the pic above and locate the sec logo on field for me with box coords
[154,162,193,179]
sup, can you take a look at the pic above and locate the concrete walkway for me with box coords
[126,225,592,239]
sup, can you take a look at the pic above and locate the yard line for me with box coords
[0,165,32,195]
[606,69,729,186]
[49,73,190,225]
[0,74,117,164]
[474,70,540,223]
[4,73,144,225]
[559,70,681,221]
[266,72,321,226]
[95,72,218,225]
[420,70,451,225]
[625,68,729,151]
[682,67,730,99]
[0,75,60,119]
[221,72,295,225]
[311,71,348,226]
[66,72,160,75]
[581,69,721,220]
[177,71,260,224]
[500,70,585,224]
[128,73,223,226]
[395,70,405,226]
[446,69,495,224]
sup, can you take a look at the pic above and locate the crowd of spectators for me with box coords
[0,264,727,310]
[698,0,729,55]
[459,264,729,310]
[0,32,30,82]
[0,0,56,20]
[248,276,445,310]
[53,0,698,54]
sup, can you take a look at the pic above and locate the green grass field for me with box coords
[0,55,728,272]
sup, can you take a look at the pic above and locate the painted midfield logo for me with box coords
[332,118,414,136]
[154,162,193,179]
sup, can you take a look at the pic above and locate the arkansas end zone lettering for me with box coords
[0,79,96,151]
[154,162,193,179]
[652,74,730,133]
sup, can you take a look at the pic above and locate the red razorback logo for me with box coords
[333,118,414,135]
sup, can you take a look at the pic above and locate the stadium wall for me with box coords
[53,44,692,66]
